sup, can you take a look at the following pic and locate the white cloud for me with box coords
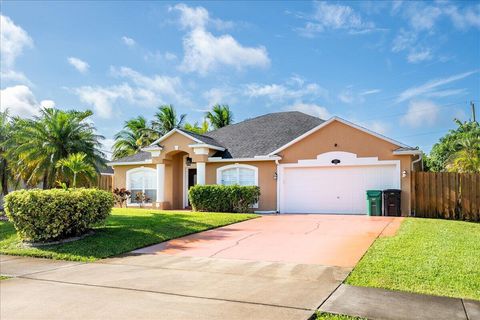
[172,3,234,30]
[180,28,269,75]
[396,70,477,103]
[245,80,327,102]
[360,89,381,96]
[401,100,439,127]
[338,89,355,104]
[443,4,480,30]
[286,102,331,119]
[121,36,136,47]
[73,84,132,118]
[144,51,177,63]
[391,29,416,53]
[172,3,269,75]
[203,87,237,107]
[405,4,442,31]
[0,85,53,117]
[40,99,56,109]
[73,67,191,118]
[68,57,89,73]
[298,1,375,36]
[0,15,33,85]
[0,69,31,85]
[0,15,33,69]
[111,66,189,105]
[407,48,432,63]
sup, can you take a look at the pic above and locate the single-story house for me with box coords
[108,111,422,216]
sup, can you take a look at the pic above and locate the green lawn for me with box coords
[346,218,480,301]
[316,312,366,320]
[0,208,257,262]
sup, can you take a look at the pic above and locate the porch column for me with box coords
[197,162,206,185]
[156,163,165,205]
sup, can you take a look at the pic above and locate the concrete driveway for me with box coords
[1,214,402,320]
[134,214,403,268]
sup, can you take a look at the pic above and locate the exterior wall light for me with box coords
[273,172,278,180]
[186,157,192,167]
[402,170,407,178]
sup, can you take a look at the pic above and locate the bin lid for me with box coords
[383,189,401,194]
[366,190,382,197]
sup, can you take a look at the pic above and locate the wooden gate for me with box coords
[412,172,480,221]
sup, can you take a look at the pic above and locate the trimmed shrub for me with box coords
[189,185,260,213]
[4,188,114,242]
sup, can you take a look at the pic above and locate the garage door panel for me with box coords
[281,165,398,214]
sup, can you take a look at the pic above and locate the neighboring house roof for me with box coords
[99,165,114,175]
[203,111,324,158]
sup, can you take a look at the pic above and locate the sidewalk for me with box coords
[319,284,480,320]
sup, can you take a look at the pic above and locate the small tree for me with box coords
[134,191,151,208]
[56,153,97,188]
[113,188,131,207]
[206,104,233,129]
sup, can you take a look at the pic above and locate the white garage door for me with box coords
[280,165,399,214]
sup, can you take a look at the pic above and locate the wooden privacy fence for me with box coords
[97,175,113,191]
[412,172,480,221]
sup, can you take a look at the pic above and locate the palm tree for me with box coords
[446,132,480,173]
[56,152,97,187]
[206,104,233,129]
[183,119,210,134]
[151,105,186,136]
[113,116,153,159]
[8,108,105,189]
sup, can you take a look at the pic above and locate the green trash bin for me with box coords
[366,190,383,216]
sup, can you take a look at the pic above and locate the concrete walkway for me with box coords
[1,254,350,320]
[319,284,480,320]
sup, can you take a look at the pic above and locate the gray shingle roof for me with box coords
[176,128,224,148]
[203,111,324,158]
[112,151,151,163]
[112,111,325,163]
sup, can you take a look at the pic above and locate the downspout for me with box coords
[275,159,280,214]
[410,153,422,218]
[411,153,423,172]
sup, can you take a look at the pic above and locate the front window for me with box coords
[218,165,257,186]
[128,169,156,204]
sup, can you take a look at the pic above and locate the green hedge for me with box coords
[189,185,260,213]
[4,188,114,242]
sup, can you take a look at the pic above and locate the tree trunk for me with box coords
[42,172,49,190]
[1,159,8,196]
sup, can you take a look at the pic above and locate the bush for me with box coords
[189,185,260,213]
[4,188,114,242]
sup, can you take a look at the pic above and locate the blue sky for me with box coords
[1,1,479,158]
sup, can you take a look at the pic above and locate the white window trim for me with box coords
[126,167,157,206]
[216,164,259,186]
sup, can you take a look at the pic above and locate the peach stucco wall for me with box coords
[276,120,413,215]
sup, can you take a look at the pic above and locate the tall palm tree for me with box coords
[151,105,186,136]
[446,132,480,173]
[112,116,153,159]
[56,152,97,187]
[206,104,233,129]
[8,108,105,189]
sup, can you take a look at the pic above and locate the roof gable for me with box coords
[268,116,412,155]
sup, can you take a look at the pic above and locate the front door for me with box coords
[187,168,197,207]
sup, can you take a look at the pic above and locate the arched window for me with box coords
[126,167,156,204]
[216,164,258,186]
